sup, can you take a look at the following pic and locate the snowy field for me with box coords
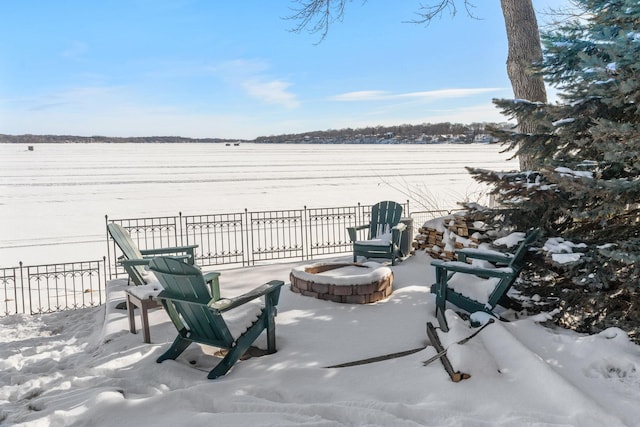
[0,142,516,267]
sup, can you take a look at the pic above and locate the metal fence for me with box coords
[0,259,107,317]
[105,202,422,279]
[0,203,454,317]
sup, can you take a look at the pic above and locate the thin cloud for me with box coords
[242,79,300,109]
[331,87,504,102]
[331,90,390,101]
[214,59,300,109]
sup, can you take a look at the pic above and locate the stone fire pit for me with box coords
[289,261,393,304]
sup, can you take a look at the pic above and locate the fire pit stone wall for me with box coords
[289,262,393,304]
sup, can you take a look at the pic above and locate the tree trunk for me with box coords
[500,0,547,170]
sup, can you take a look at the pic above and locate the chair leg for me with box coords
[126,294,136,335]
[432,266,450,331]
[266,311,277,354]
[435,305,449,332]
[207,315,275,379]
[208,329,259,379]
[157,336,192,363]
[208,345,244,379]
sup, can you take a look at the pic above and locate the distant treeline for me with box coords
[0,135,242,144]
[254,122,510,144]
[0,121,511,145]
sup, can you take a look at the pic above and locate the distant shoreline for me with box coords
[0,136,498,145]
[0,122,505,145]
[0,135,241,144]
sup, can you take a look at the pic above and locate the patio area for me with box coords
[2,251,638,426]
[103,253,433,370]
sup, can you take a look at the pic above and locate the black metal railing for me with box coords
[307,205,359,257]
[1,266,20,316]
[0,259,107,317]
[0,204,455,318]
[184,212,245,266]
[247,208,305,264]
[106,202,415,279]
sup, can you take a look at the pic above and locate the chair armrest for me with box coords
[139,245,198,256]
[456,248,513,264]
[121,254,192,268]
[209,280,284,312]
[159,281,284,316]
[431,260,514,278]
[347,224,370,242]
[392,223,407,232]
[391,223,407,244]
[203,271,221,282]
[203,271,222,301]
[121,258,152,266]
[140,246,198,265]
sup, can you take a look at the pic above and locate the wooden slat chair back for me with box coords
[152,257,231,344]
[347,201,406,265]
[369,200,403,240]
[107,223,197,286]
[107,223,149,286]
[430,228,540,331]
[149,256,284,379]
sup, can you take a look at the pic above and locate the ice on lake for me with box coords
[0,142,518,266]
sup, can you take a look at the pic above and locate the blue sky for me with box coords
[1,1,569,139]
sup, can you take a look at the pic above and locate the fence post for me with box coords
[244,208,250,266]
[300,206,306,261]
[179,211,184,247]
[105,214,113,281]
[303,205,309,261]
[18,261,25,315]
[21,261,32,315]
[101,256,107,305]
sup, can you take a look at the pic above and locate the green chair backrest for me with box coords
[487,228,540,307]
[149,257,234,346]
[107,223,147,285]
[509,228,540,271]
[108,223,144,259]
[369,201,403,239]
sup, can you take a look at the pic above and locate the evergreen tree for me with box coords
[466,0,640,339]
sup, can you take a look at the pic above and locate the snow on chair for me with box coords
[347,201,406,266]
[430,228,540,331]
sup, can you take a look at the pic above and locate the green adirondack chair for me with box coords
[430,228,540,331]
[347,201,406,266]
[149,256,284,379]
[107,223,199,287]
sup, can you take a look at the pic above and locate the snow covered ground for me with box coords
[2,251,639,427]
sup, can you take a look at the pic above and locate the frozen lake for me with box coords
[0,143,518,266]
